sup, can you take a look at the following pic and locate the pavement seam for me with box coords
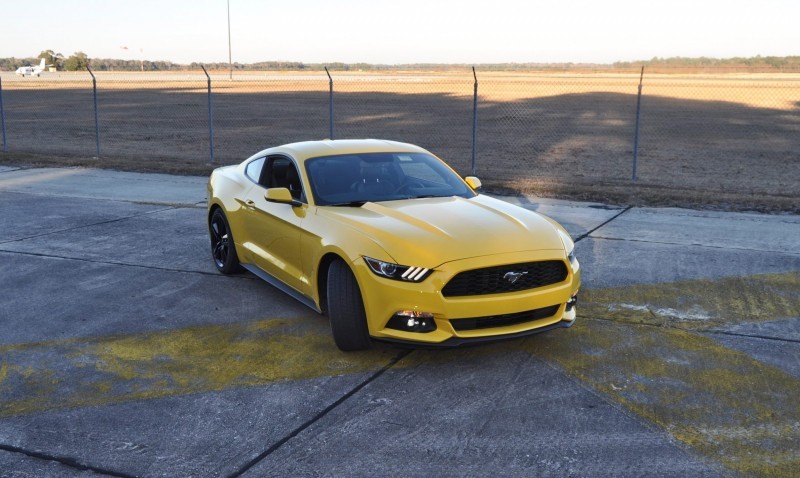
[703,329,800,345]
[225,349,413,478]
[0,248,257,280]
[0,443,135,478]
[588,235,800,256]
[624,208,800,225]
[587,314,800,345]
[0,205,180,246]
[574,205,633,243]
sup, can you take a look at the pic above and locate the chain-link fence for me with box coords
[1,69,798,196]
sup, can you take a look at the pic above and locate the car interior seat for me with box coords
[314,158,360,199]
[355,163,395,195]
[285,166,302,200]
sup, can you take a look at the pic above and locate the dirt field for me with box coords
[1,71,798,212]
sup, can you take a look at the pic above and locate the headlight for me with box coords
[363,256,432,282]
[557,229,576,263]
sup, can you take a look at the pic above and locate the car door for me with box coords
[239,155,310,296]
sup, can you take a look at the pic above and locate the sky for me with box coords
[2,0,798,65]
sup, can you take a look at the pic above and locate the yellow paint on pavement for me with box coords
[0,317,397,418]
[528,317,800,477]
[581,271,800,329]
[1,270,799,476]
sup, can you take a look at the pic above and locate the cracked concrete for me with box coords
[1,166,797,477]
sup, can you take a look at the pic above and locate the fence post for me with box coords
[86,66,101,157]
[325,67,334,139]
[0,76,7,152]
[632,66,644,181]
[471,66,478,176]
[201,65,215,163]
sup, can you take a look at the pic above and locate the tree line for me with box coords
[3,51,800,73]
[0,50,179,72]
[614,55,800,71]
[1,50,91,71]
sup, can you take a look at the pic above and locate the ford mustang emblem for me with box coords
[503,271,528,284]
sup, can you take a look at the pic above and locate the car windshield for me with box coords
[305,152,476,206]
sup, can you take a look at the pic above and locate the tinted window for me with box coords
[305,152,475,206]
[266,157,305,201]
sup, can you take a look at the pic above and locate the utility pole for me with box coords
[227,0,233,80]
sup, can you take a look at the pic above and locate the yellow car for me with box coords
[207,139,580,351]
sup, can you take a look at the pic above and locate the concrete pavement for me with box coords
[1,166,798,477]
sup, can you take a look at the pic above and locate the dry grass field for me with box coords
[1,70,798,211]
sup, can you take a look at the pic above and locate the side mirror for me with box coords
[265,187,302,207]
[464,176,482,191]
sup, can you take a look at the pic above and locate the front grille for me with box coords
[451,304,561,331]
[441,260,568,297]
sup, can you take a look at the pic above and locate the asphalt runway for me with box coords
[1,166,798,477]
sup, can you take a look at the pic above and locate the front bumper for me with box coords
[353,250,581,346]
[377,315,576,348]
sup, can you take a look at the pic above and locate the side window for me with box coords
[265,156,305,202]
[245,157,265,184]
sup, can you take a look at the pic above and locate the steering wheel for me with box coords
[394,180,425,195]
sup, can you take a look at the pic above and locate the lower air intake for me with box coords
[451,304,561,331]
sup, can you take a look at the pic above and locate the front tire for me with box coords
[327,260,371,351]
[209,208,241,274]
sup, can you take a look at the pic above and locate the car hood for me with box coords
[318,195,566,267]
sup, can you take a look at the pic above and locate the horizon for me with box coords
[7,56,800,71]
[2,1,799,65]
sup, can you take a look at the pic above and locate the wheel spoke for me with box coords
[214,242,227,264]
[210,218,223,241]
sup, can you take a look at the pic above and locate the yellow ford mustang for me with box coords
[207,139,580,351]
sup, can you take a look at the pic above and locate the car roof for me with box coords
[254,139,430,163]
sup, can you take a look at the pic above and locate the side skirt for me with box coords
[241,263,322,314]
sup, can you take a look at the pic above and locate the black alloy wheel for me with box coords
[209,208,241,274]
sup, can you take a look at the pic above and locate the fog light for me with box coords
[566,293,578,312]
[387,310,437,333]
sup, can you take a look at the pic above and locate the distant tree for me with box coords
[0,57,37,70]
[37,50,64,70]
[63,51,90,71]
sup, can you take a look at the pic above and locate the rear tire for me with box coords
[327,259,371,351]
[209,208,241,274]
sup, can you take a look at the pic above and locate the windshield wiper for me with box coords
[328,200,369,207]
[403,194,449,200]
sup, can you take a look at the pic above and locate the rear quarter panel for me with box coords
[208,165,254,255]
